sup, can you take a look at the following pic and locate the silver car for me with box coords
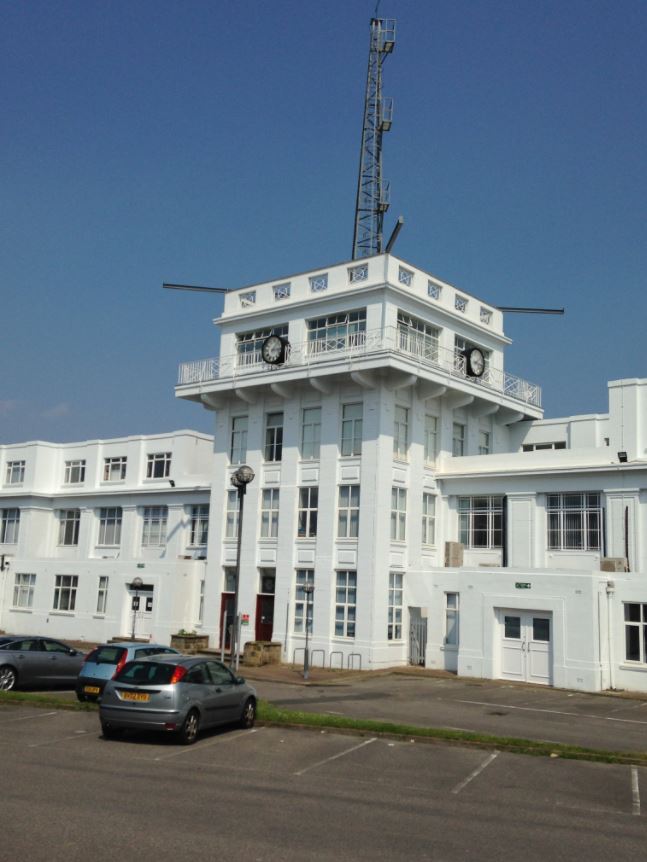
[0,635,86,691]
[99,655,257,744]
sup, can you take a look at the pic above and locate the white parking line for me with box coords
[631,767,641,816]
[28,730,90,748]
[0,710,58,724]
[451,751,499,795]
[294,736,377,776]
[457,699,647,726]
[153,726,262,761]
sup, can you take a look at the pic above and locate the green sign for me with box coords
[136,563,145,569]
[515,582,531,589]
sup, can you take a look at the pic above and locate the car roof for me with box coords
[136,654,217,666]
[95,642,176,650]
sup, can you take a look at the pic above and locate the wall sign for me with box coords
[515,582,532,589]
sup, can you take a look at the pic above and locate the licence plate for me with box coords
[84,686,100,695]
[121,691,150,702]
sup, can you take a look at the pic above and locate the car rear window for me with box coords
[86,646,127,665]
[114,661,177,685]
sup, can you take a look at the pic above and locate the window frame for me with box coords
[189,504,209,547]
[260,488,280,539]
[141,506,168,547]
[264,412,284,463]
[96,576,109,614]
[98,507,122,546]
[5,460,25,485]
[13,572,35,609]
[393,405,409,460]
[624,603,647,664]
[103,456,127,482]
[0,508,20,544]
[225,490,240,540]
[452,422,465,457]
[390,487,407,542]
[335,571,357,638]
[301,407,322,460]
[458,496,503,549]
[546,493,602,552]
[146,452,172,479]
[341,403,363,457]
[294,569,315,633]
[422,493,436,546]
[64,460,86,484]
[338,485,360,539]
[297,486,318,538]
[230,416,248,464]
[424,414,438,463]
[388,572,403,640]
[445,592,459,647]
[53,574,78,612]
[58,509,81,547]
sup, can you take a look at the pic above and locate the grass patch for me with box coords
[0,691,96,711]
[256,701,647,766]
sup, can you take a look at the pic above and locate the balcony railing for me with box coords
[178,326,542,408]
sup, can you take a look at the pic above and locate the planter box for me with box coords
[170,634,209,654]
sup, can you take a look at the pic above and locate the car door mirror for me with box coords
[235,676,245,685]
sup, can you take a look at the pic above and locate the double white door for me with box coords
[499,610,552,685]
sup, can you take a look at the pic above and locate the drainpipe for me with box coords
[606,580,616,691]
[501,496,508,568]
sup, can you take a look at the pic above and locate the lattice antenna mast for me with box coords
[352,17,396,260]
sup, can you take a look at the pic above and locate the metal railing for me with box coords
[178,326,541,407]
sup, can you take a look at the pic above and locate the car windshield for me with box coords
[86,646,127,665]
[114,661,177,686]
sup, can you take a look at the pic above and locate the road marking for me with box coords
[153,727,262,761]
[294,736,377,776]
[451,751,499,795]
[0,710,58,724]
[28,730,89,748]
[457,699,647,726]
[632,767,641,816]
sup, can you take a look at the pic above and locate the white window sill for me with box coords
[9,608,32,614]
[50,611,75,617]
[619,663,647,672]
[101,480,126,485]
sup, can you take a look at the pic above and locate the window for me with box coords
[480,307,493,324]
[445,593,459,647]
[398,266,413,286]
[624,604,647,663]
[53,575,78,611]
[64,460,86,484]
[294,569,314,633]
[479,430,491,455]
[341,403,363,456]
[458,496,503,549]
[335,571,356,638]
[240,291,256,307]
[348,263,368,283]
[230,416,248,464]
[522,441,567,452]
[338,485,360,538]
[13,573,35,609]
[225,490,240,539]
[0,508,20,544]
[455,295,468,312]
[223,567,237,592]
[264,412,284,462]
[96,576,109,614]
[260,568,276,594]
[273,282,291,300]
[190,505,209,546]
[397,311,440,363]
[146,452,171,479]
[5,460,25,484]
[393,406,409,459]
[424,414,438,463]
[198,579,205,623]
[388,572,403,640]
[58,509,80,546]
[422,494,436,545]
[452,423,465,457]
[428,280,441,300]
[547,493,601,551]
[98,507,122,546]
[301,407,321,459]
[298,487,318,538]
[236,324,288,366]
[391,488,407,541]
[260,489,279,538]
[309,273,328,292]
[142,506,168,547]
[307,310,366,355]
[103,456,127,481]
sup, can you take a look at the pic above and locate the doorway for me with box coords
[498,609,552,685]
[255,568,275,641]
[409,607,427,667]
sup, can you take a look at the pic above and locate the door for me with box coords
[205,661,244,724]
[40,638,84,684]
[219,593,235,650]
[255,594,274,641]
[409,607,427,667]
[499,610,552,685]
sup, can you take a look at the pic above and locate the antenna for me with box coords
[162,283,229,294]
[352,17,396,260]
[496,307,564,315]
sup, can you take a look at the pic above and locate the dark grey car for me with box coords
[0,635,86,691]
[99,655,257,744]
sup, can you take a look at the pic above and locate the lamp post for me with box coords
[130,576,144,641]
[303,582,315,680]
[230,464,255,671]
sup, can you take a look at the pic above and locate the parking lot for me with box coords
[2,703,647,861]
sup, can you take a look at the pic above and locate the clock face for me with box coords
[261,335,285,365]
[467,348,485,377]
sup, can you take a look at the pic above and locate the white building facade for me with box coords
[3,254,647,695]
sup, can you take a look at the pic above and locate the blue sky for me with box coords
[2,0,646,443]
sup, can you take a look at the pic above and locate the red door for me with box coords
[255,594,275,641]
[219,593,235,649]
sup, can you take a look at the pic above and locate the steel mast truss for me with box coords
[352,17,396,260]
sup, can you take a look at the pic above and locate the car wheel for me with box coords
[240,697,256,729]
[178,709,200,745]
[0,666,17,692]
[101,722,122,740]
